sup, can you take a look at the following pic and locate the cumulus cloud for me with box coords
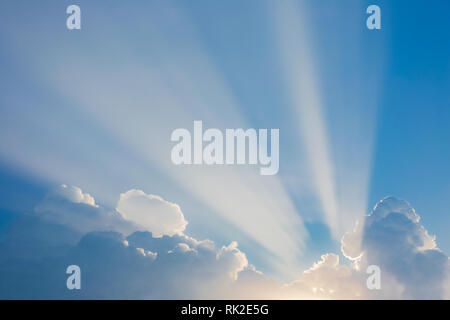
[34,184,134,235]
[0,187,448,299]
[116,189,188,237]
[0,229,251,299]
[285,254,364,299]
[53,184,98,207]
[292,196,449,299]
[233,197,449,300]
[0,185,249,299]
[341,197,449,299]
[216,241,248,281]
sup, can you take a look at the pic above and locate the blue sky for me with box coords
[0,0,449,298]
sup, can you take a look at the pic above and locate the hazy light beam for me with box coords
[271,0,340,238]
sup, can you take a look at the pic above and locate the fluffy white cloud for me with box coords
[296,196,449,299]
[286,254,363,299]
[34,184,134,235]
[0,185,248,298]
[216,241,248,281]
[0,228,251,299]
[53,184,97,207]
[116,189,188,237]
[344,197,449,299]
[233,197,449,300]
[0,188,448,299]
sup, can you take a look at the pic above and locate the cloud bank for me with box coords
[0,186,448,299]
[116,189,188,237]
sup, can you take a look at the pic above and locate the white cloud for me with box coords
[339,197,449,299]
[34,184,134,235]
[136,247,158,260]
[116,189,188,237]
[1,187,448,299]
[284,254,364,299]
[53,184,97,207]
[216,241,248,281]
[234,196,450,299]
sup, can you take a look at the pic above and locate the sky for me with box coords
[0,0,449,299]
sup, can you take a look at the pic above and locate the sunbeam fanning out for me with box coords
[271,0,340,237]
[0,1,306,277]
[0,0,449,301]
[271,0,384,239]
